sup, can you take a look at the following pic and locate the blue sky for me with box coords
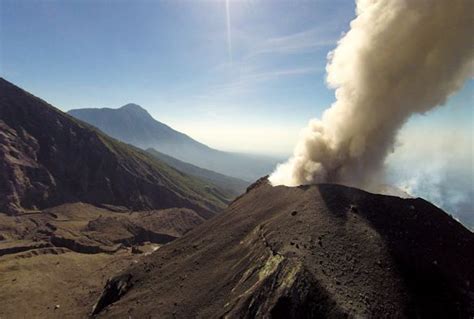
[1,0,472,156]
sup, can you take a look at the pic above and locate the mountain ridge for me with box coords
[68,104,281,181]
[146,148,248,198]
[0,78,228,216]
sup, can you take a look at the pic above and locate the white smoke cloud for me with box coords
[385,124,473,229]
[270,0,474,189]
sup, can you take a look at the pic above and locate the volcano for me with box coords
[92,178,474,318]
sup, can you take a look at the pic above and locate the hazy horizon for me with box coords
[1,0,472,225]
[1,1,471,155]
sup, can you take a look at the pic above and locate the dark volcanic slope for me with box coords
[94,179,474,318]
[0,78,228,216]
[68,105,280,181]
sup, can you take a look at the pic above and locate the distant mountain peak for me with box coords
[120,103,147,112]
[68,103,280,181]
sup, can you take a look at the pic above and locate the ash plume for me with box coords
[270,0,474,188]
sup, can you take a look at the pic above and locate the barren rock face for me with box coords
[92,274,134,316]
[93,180,474,318]
[0,120,55,214]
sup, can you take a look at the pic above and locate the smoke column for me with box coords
[270,0,474,188]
